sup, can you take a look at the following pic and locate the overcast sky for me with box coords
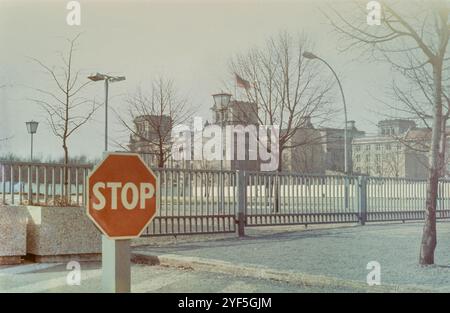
[0,0,395,160]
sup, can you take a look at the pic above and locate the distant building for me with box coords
[283,120,365,174]
[352,119,429,179]
[319,121,365,173]
[128,114,174,167]
[210,100,260,171]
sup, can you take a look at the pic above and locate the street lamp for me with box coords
[303,52,349,174]
[212,93,232,171]
[213,93,231,212]
[88,73,126,152]
[25,120,39,161]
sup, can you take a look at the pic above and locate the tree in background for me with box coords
[120,76,193,168]
[229,32,336,212]
[229,31,336,172]
[30,34,99,203]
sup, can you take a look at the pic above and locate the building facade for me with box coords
[352,119,429,179]
[128,114,174,167]
[283,120,365,174]
[210,100,260,171]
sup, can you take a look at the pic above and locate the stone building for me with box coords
[209,100,260,171]
[352,119,429,179]
[128,114,174,167]
[283,120,365,174]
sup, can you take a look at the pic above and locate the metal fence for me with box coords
[244,172,360,226]
[0,161,91,206]
[2,160,450,237]
[143,168,238,236]
[365,177,450,222]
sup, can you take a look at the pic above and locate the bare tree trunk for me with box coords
[158,142,165,168]
[420,62,443,265]
[274,148,283,213]
[63,140,69,205]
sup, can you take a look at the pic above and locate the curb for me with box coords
[131,251,439,293]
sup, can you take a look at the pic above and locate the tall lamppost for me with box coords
[213,93,231,212]
[88,73,126,152]
[303,52,349,174]
[25,120,39,161]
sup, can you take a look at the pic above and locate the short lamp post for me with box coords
[212,93,232,171]
[212,92,231,212]
[26,120,39,161]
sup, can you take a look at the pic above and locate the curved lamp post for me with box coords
[303,52,349,175]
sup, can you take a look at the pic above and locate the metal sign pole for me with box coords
[102,235,131,293]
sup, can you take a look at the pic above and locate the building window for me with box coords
[356,154,361,162]
[366,145,370,151]
[386,143,391,150]
[365,155,370,162]
[376,144,381,151]
[355,146,361,152]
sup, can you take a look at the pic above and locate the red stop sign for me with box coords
[86,153,158,239]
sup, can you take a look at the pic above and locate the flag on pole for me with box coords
[235,73,251,89]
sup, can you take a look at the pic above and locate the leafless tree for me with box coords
[29,34,98,203]
[229,32,336,172]
[120,76,193,168]
[229,32,336,212]
[327,0,449,264]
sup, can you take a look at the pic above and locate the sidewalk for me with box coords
[0,262,355,293]
[133,222,450,292]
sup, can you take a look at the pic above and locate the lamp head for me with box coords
[26,120,39,134]
[303,51,319,60]
[212,93,232,109]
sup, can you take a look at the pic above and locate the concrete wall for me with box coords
[26,206,101,262]
[0,206,27,264]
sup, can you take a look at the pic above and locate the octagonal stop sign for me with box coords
[87,153,158,239]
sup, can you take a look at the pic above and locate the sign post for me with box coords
[102,236,131,293]
[86,153,158,293]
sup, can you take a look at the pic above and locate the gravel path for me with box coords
[135,222,450,291]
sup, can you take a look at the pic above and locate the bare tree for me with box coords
[120,76,193,168]
[229,32,336,212]
[30,34,98,203]
[327,0,449,264]
[229,32,336,172]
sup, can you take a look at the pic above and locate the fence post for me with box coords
[358,176,367,225]
[236,170,246,237]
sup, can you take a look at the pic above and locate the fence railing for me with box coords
[0,161,92,206]
[143,168,238,236]
[2,160,450,236]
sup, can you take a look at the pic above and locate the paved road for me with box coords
[136,222,450,291]
[0,261,355,293]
